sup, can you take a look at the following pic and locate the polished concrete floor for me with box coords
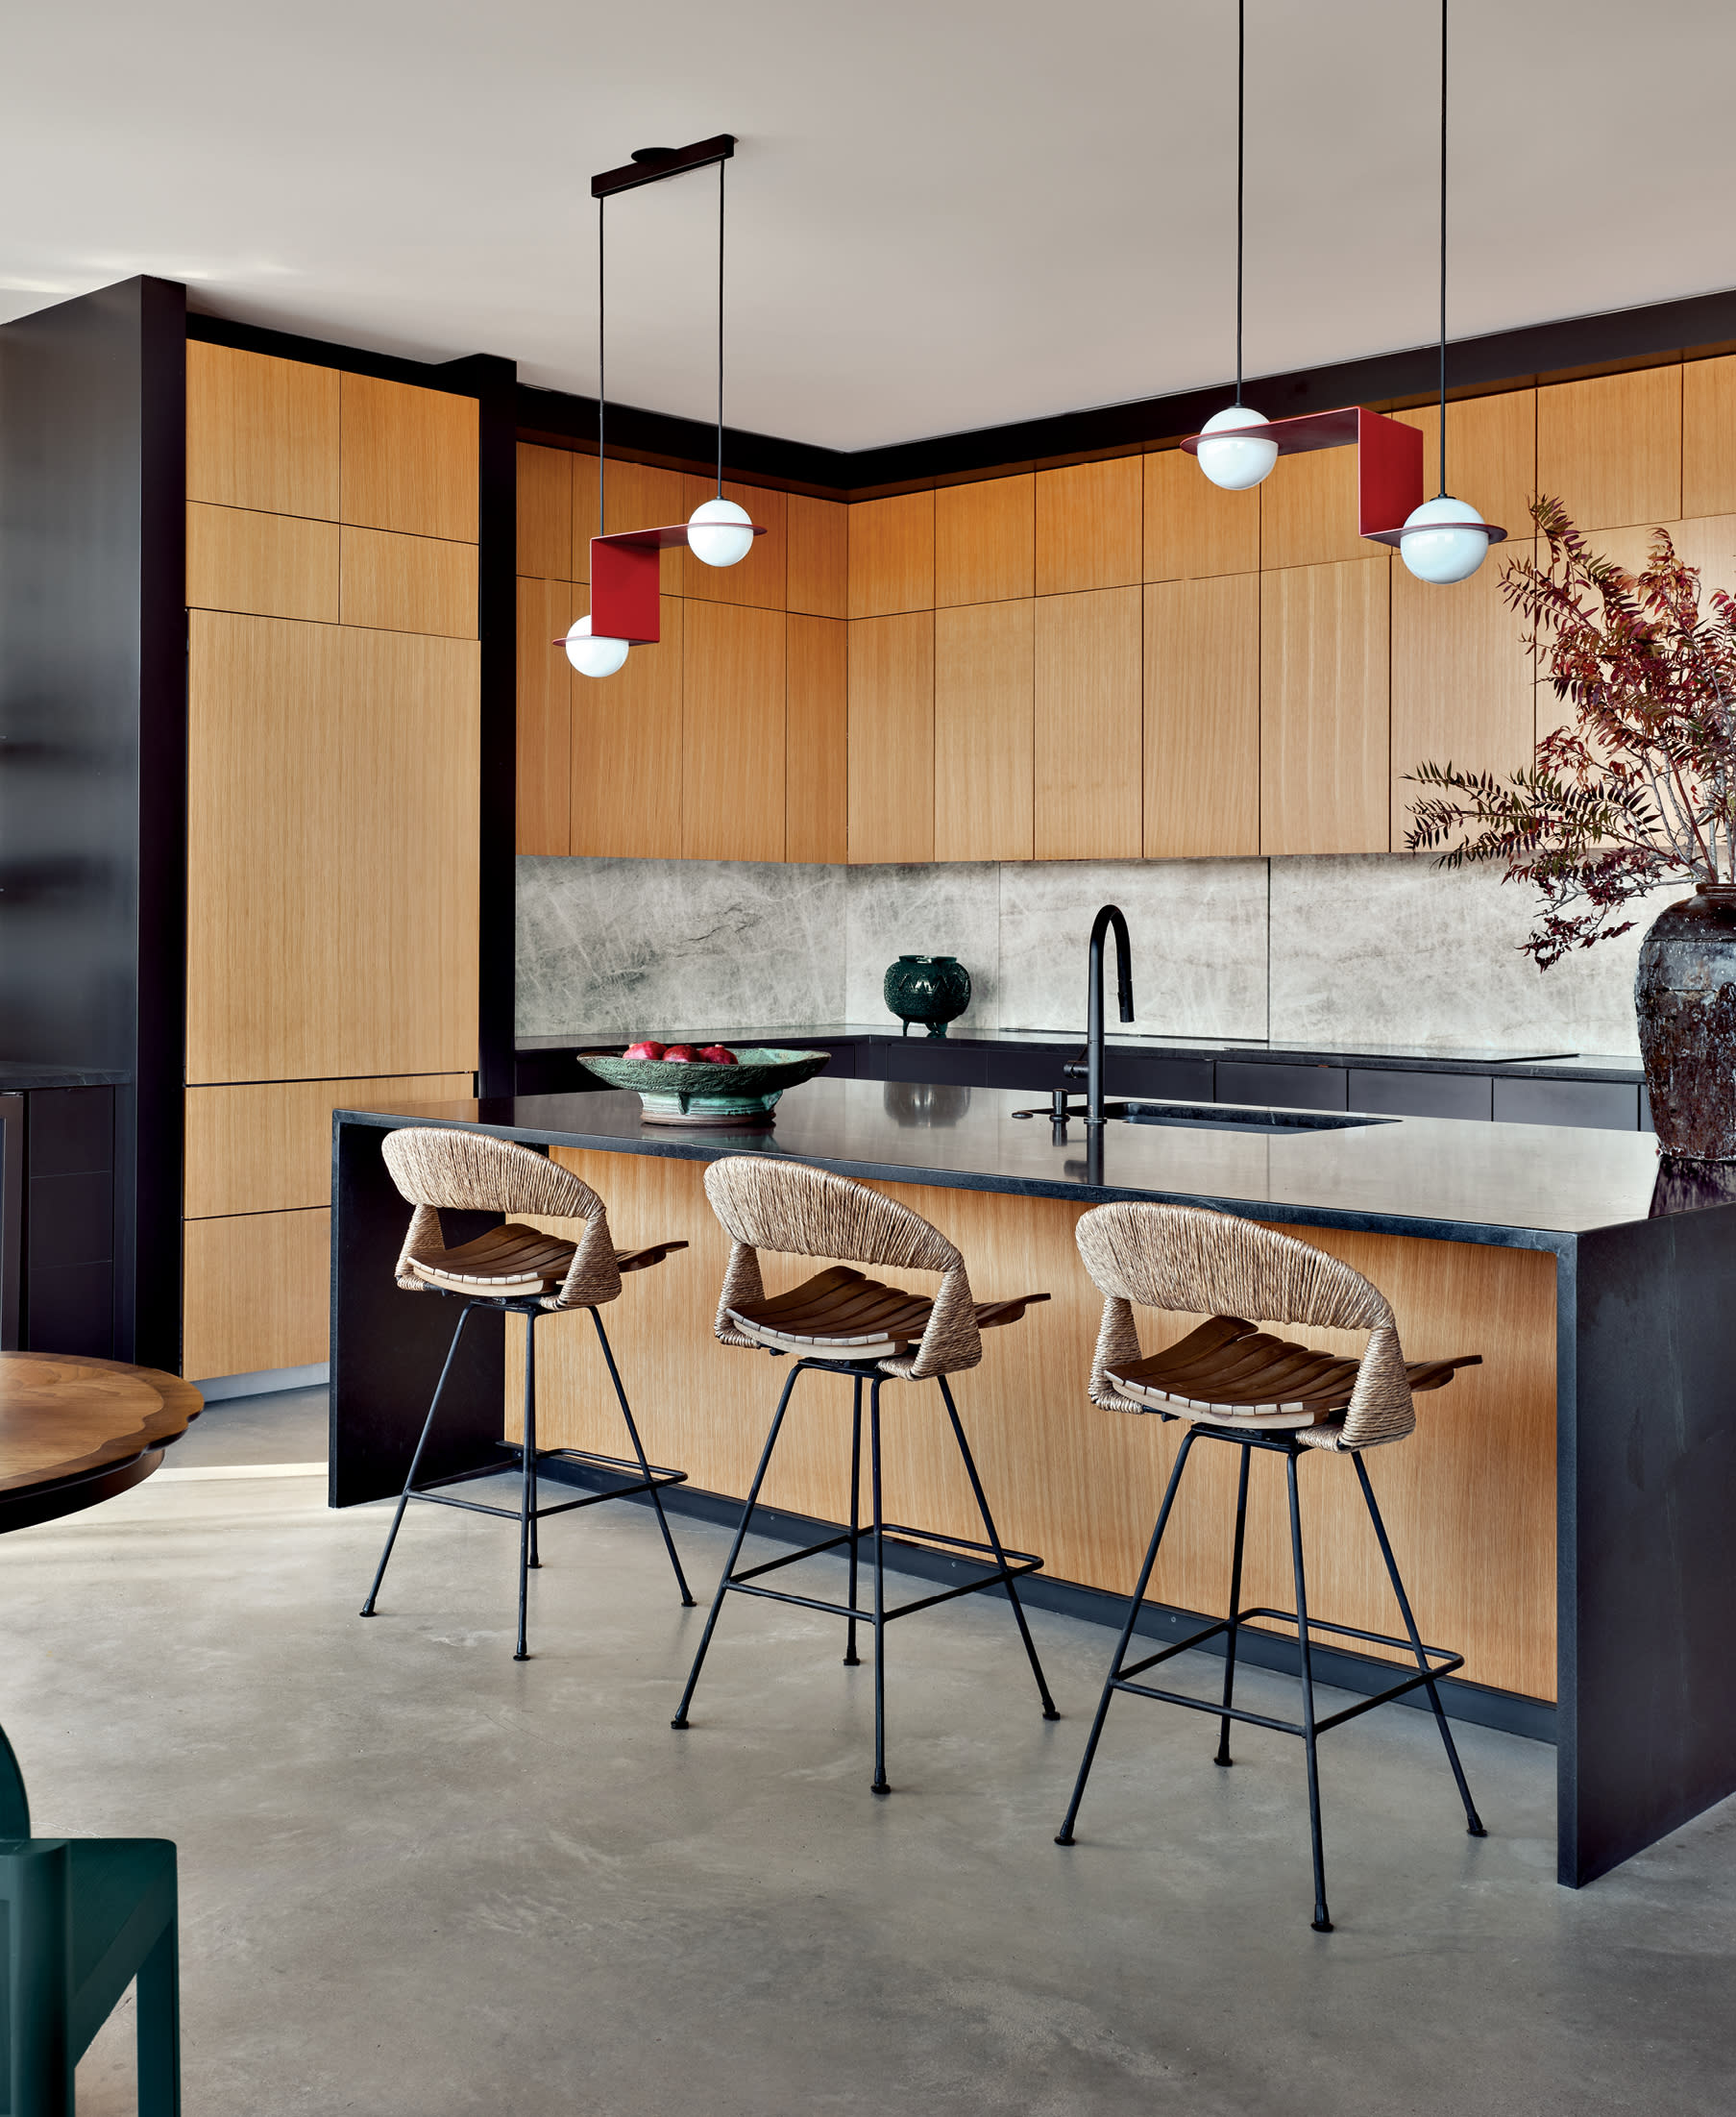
[5,1390,1733,2114]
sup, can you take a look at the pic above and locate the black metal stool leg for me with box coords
[1214,1442,1252,1766]
[360,1303,475,1616]
[869,1378,890,1794]
[514,1312,538,1661]
[936,1376,1059,1719]
[1352,1451,1486,1837]
[1285,1448,1332,1932]
[844,1376,863,1666]
[672,1361,804,1730]
[1057,1426,1197,1846]
[589,1306,695,1606]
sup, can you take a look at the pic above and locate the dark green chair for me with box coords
[0,1726,181,2115]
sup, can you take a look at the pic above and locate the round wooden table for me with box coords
[0,1352,203,1535]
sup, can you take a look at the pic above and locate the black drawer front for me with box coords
[877,1040,989,1086]
[1491,1077,1641,1130]
[1348,1069,1493,1120]
[28,1086,112,1175]
[27,1259,115,1359]
[29,1169,113,1268]
[1216,1061,1348,1112]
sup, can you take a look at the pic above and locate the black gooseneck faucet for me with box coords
[1062,903,1135,1128]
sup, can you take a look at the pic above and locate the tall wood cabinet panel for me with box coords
[1143,577,1259,857]
[567,453,601,581]
[1394,390,1536,536]
[787,615,847,863]
[184,1074,476,1219]
[340,527,477,637]
[1036,458,1140,595]
[339,375,479,541]
[682,480,788,609]
[186,342,340,519]
[848,493,934,618]
[186,612,480,1082]
[934,601,1035,861]
[1260,556,1391,854]
[183,1208,331,1379]
[1142,449,1259,583]
[517,578,574,854]
[1260,445,1367,570]
[847,613,934,862]
[786,495,848,617]
[570,593,684,858]
[1537,367,1681,529]
[1682,357,1736,519]
[935,476,1034,606]
[185,503,338,623]
[1033,587,1141,859]
[597,460,688,589]
[1392,540,1535,847]
[516,442,573,580]
[682,603,787,860]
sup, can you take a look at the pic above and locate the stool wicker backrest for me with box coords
[1075,1201,1414,1449]
[381,1126,623,1311]
[704,1156,982,1380]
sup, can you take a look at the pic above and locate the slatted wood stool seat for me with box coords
[1056,1201,1486,1932]
[672,1157,1060,1793]
[360,1126,696,1661]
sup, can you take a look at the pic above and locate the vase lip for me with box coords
[893,952,957,963]
[1696,881,1736,901]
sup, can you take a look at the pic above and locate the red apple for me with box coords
[663,1044,699,1063]
[698,1045,739,1065]
[623,1040,665,1062]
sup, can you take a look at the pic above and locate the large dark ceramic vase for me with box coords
[883,954,971,1039]
[1635,884,1736,1161]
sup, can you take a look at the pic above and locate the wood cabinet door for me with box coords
[1034,587,1141,858]
[847,613,935,862]
[1144,576,1259,857]
[186,611,479,1082]
[682,603,788,860]
[1259,557,1391,854]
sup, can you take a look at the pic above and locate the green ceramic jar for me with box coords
[883,954,971,1040]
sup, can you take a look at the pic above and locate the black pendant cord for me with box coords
[1438,0,1449,498]
[717,157,726,498]
[1235,0,1245,406]
[598,194,607,536]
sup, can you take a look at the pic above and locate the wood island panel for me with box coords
[186,341,340,520]
[934,600,1035,861]
[510,1152,1557,1703]
[185,503,339,623]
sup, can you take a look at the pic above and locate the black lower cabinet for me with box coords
[1492,1077,1641,1131]
[1349,1069,1493,1120]
[24,1088,116,1358]
[1218,1060,1348,1112]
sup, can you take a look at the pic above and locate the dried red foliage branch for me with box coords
[1405,496,1736,968]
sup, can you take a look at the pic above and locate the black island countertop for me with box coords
[338,1075,1707,1250]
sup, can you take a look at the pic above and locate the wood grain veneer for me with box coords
[1537,366,1682,531]
[516,443,573,581]
[1260,444,1367,571]
[185,612,479,1083]
[681,480,788,609]
[847,612,934,862]
[786,614,848,863]
[1036,457,1141,595]
[339,374,478,543]
[1144,576,1259,857]
[1259,556,1391,855]
[185,503,339,623]
[848,492,935,618]
[1394,389,1537,539]
[1034,586,1141,858]
[511,1155,1557,1702]
[339,527,477,638]
[934,600,1034,861]
[594,459,688,590]
[935,476,1035,606]
[786,494,848,618]
[1683,357,1736,519]
[186,342,339,520]
[184,1074,475,1219]
[683,602,787,860]
[1142,447,1259,582]
[516,578,575,854]
[183,1207,331,1379]
[569,591,684,858]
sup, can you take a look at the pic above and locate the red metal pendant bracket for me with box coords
[555,521,769,649]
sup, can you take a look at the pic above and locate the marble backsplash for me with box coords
[518,851,1660,1055]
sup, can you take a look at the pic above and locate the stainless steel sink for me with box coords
[1109,1100,1394,1135]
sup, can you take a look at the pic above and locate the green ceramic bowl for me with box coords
[576,1046,832,1126]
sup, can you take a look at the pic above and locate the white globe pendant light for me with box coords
[686,495,756,568]
[564,614,630,679]
[1196,405,1280,491]
[1399,495,1493,585]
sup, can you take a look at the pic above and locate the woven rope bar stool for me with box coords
[671,1156,1059,1793]
[1055,1201,1485,1932]
[359,1126,695,1661]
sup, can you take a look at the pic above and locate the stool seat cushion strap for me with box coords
[1075,1202,1415,1449]
[380,1126,624,1310]
[704,1156,982,1379]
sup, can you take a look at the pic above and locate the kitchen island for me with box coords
[330,1077,1736,1888]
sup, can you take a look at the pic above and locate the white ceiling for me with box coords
[5,1,1736,454]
